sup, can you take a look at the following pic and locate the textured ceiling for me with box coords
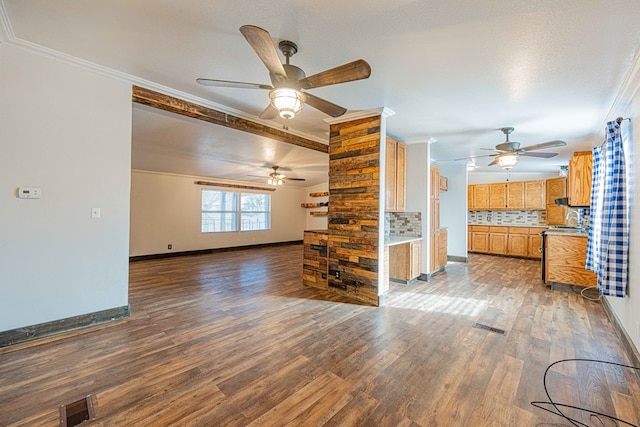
[3,0,640,181]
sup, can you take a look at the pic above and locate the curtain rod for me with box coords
[615,116,631,124]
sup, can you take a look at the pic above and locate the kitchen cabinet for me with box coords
[468,225,545,259]
[438,229,447,268]
[430,166,445,273]
[489,184,506,209]
[468,180,545,210]
[524,180,545,210]
[389,240,421,282]
[545,233,596,287]
[546,177,568,226]
[488,226,508,254]
[568,151,592,207]
[472,184,490,210]
[507,227,529,257]
[470,225,489,252]
[507,182,524,209]
[528,232,543,259]
[385,137,406,212]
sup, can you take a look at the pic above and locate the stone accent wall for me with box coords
[327,115,382,306]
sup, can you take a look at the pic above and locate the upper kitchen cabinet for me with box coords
[568,151,592,207]
[546,177,568,226]
[385,137,406,212]
[469,180,545,210]
[471,184,490,210]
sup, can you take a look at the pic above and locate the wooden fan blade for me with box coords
[520,140,567,151]
[452,153,498,161]
[282,177,306,181]
[520,151,559,158]
[196,78,272,90]
[239,25,287,78]
[488,158,501,166]
[304,93,347,117]
[300,59,371,89]
[259,104,279,120]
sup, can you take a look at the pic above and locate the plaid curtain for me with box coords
[586,121,629,297]
[585,145,603,273]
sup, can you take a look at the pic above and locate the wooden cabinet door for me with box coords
[473,184,490,210]
[508,234,528,257]
[524,180,545,210]
[546,235,596,286]
[430,230,439,272]
[489,183,506,209]
[431,198,440,232]
[438,229,447,268]
[568,151,592,207]
[471,231,489,252]
[385,138,397,211]
[528,233,542,259]
[506,182,524,209]
[468,185,474,210]
[411,240,421,278]
[396,142,406,211]
[546,177,568,225]
[489,233,508,254]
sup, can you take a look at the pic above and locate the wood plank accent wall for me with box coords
[131,86,328,153]
[327,115,382,306]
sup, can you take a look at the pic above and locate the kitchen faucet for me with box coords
[565,209,581,227]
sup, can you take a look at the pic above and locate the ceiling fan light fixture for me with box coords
[269,88,306,119]
[498,154,519,170]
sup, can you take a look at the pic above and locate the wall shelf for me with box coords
[301,202,328,208]
[310,211,328,216]
[309,192,329,197]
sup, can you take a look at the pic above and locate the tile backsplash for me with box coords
[468,210,547,226]
[385,212,422,237]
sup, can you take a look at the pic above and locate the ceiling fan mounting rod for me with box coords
[278,40,298,65]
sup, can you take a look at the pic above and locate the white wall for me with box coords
[405,143,429,274]
[468,171,558,184]
[607,78,640,352]
[439,164,468,258]
[0,45,132,331]
[304,182,329,230]
[130,170,308,256]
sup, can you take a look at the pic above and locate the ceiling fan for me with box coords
[460,127,567,170]
[251,166,306,186]
[197,25,371,125]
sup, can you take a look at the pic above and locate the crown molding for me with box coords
[323,107,395,125]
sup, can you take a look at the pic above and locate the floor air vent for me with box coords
[60,395,95,426]
[473,323,506,335]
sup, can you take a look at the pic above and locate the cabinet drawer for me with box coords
[508,227,529,234]
[489,226,508,233]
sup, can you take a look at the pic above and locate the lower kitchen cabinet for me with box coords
[389,240,422,282]
[469,225,545,259]
[545,233,596,287]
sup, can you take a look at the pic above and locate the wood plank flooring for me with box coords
[1,245,639,426]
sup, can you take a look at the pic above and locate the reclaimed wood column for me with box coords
[324,108,395,306]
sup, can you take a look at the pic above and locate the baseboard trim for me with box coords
[600,297,640,376]
[130,240,303,261]
[0,305,130,348]
[447,255,468,263]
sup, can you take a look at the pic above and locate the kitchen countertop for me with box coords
[469,224,548,228]
[543,229,589,237]
[385,236,422,246]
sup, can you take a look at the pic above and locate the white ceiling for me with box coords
[3,0,640,184]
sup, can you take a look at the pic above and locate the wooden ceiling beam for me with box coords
[132,86,329,154]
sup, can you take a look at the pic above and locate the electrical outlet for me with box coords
[168,244,172,250]
[334,270,340,279]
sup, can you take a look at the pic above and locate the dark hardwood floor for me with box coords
[1,245,638,426]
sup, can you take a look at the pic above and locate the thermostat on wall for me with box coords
[17,187,41,199]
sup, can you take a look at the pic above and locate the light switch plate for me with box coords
[91,208,101,219]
